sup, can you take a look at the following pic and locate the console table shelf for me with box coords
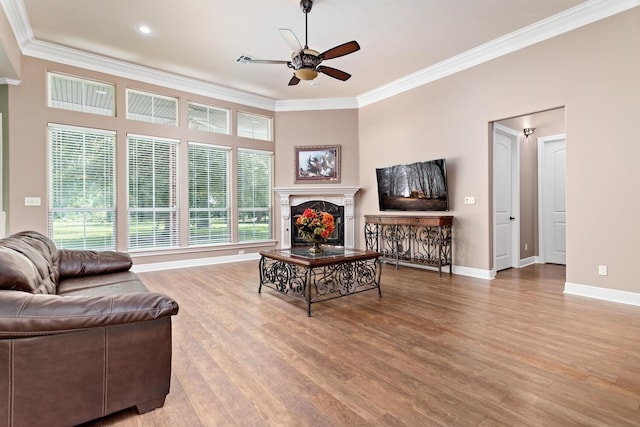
[364,215,453,275]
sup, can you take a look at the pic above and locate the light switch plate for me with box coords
[464,196,475,205]
[25,197,41,206]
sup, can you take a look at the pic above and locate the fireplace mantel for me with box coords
[274,186,360,249]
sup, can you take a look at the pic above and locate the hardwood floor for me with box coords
[84,262,640,426]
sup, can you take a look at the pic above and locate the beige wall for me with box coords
[357,8,640,293]
[6,56,275,263]
[274,109,359,187]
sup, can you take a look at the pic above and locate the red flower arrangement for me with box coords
[295,208,335,243]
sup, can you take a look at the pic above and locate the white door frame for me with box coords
[537,133,566,264]
[492,123,521,276]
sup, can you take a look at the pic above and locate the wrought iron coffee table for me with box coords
[258,247,382,316]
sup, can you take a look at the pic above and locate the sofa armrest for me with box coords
[0,290,178,339]
[59,249,133,278]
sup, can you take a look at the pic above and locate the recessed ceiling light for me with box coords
[137,25,152,35]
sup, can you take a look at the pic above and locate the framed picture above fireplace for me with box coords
[294,145,341,184]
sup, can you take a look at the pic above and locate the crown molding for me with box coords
[0,0,32,49]
[3,0,639,111]
[275,97,358,112]
[0,78,20,85]
[357,0,640,107]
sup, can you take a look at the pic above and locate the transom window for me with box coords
[237,111,271,141]
[188,102,230,134]
[126,89,178,126]
[48,73,115,116]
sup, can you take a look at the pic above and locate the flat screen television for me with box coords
[376,159,448,211]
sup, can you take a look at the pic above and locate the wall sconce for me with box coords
[523,128,536,138]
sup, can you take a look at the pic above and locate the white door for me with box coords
[493,124,519,272]
[540,135,566,265]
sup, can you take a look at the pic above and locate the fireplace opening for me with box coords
[290,200,344,247]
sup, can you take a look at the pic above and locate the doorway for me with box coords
[491,107,566,275]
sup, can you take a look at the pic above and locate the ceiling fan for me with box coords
[236,0,360,86]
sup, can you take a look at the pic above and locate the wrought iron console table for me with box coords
[364,215,453,276]
[259,247,381,316]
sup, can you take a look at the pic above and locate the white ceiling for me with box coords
[1,0,635,105]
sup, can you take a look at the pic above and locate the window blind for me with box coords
[128,134,180,250]
[48,124,116,250]
[237,148,273,242]
[188,142,231,245]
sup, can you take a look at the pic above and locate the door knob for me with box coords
[509,216,515,220]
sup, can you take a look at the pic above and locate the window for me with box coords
[48,124,116,250]
[126,89,178,126]
[188,143,231,245]
[48,73,115,116]
[237,112,271,141]
[188,102,229,134]
[237,148,273,242]
[127,135,180,249]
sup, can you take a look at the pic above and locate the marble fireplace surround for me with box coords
[274,186,360,249]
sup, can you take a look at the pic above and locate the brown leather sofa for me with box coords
[0,231,179,427]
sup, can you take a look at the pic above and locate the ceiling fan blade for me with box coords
[288,75,301,86]
[317,66,351,81]
[279,28,303,53]
[236,54,289,65]
[249,59,291,65]
[319,41,360,60]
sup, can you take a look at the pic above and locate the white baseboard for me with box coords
[378,259,493,280]
[132,252,260,273]
[452,265,494,280]
[519,256,539,268]
[133,254,496,280]
[564,282,640,307]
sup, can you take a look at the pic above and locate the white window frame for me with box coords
[126,89,178,126]
[188,142,232,245]
[237,111,272,141]
[48,72,115,116]
[127,133,180,250]
[188,102,230,134]
[237,148,273,242]
[47,123,117,250]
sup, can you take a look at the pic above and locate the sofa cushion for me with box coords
[0,231,59,294]
[0,247,42,291]
[57,271,149,297]
[59,249,133,278]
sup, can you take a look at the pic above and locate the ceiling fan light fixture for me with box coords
[238,0,359,87]
[295,68,318,81]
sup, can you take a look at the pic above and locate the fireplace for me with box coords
[290,200,344,246]
[274,186,360,249]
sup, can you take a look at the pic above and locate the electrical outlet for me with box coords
[238,249,245,255]
[464,196,475,205]
[524,243,528,251]
[598,265,608,276]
